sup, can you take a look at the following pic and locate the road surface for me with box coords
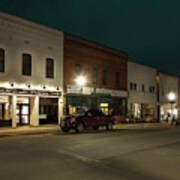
[0,127,180,180]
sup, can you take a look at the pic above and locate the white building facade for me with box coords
[128,62,157,122]
[159,72,178,121]
[0,12,63,128]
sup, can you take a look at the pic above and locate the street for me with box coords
[0,127,180,180]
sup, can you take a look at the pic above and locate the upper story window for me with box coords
[130,82,133,90]
[22,53,32,76]
[115,72,120,89]
[149,86,156,93]
[129,82,137,91]
[92,66,98,85]
[46,58,54,79]
[102,69,108,86]
[134,83,137,91]
[0,48,5,73]
[75,64,82,75]
[142,84,145,92]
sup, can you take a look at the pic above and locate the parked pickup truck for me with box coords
[60,108,114,133]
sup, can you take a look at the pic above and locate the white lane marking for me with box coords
[57,149,100,164]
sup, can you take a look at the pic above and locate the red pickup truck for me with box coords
[60,108,114,133]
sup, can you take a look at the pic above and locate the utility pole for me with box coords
[156,71,160,122]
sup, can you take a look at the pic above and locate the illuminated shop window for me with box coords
[100,103,109,115]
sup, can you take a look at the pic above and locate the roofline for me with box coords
[129,57,180,78]
[158,70,180,79]
[65,33,128,59]
[0,11,63,36]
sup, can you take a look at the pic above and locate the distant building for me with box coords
[0,12,63,128]
[63,35,128,119]
[128,62,157,122]
[158,72,178,122]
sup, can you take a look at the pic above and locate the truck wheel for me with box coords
[93,126,99,130]
[61,127,69,133]
[76,122,85,133]
[106,121,113,131]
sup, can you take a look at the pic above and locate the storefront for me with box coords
[160,103,178,121]
[39,98,58,124]
[0,88,62,128]
[64,93,127,117]
[0,96,11,127]
[129,103,156,122]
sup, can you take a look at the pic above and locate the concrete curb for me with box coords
[0,126,60,138]
[114,123,172,130]
[0,123,175,139]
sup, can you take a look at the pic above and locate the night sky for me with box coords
[0,0,180,75]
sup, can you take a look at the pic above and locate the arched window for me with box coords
[22,53,32,76]
[0,48,5,72]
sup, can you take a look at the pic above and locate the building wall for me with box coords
[0,12,63,91]
[0,12,64,128]
[128,62,157,106]
[64,35,128,93]
[159,72,178,121]
[159,73,178,105]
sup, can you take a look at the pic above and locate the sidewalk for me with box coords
[114,122,172,130]
[0,125,60,138]
[0,123,174,138]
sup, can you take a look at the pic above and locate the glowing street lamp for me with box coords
[75,75,87,93]
[167,92,176,123]
[75,75,86,87]
[75,75,87,110]
[168,92,176,103]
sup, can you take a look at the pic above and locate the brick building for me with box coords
[63,35,128,119]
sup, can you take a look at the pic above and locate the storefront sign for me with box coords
[0,96,9,103]
[0,88,61,97]
[67,84,128,97]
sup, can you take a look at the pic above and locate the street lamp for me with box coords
[167,92,176,123]
[168,92,176,103]
[75,75,87,93]
[75,75,87,111]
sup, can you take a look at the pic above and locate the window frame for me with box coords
[22,53,32,76]
[115,71,120,89]
[46,58,54,79]
[0,48,5,73]
[102,68,108,86]
[75,64,82,75]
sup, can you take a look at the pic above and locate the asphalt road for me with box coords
[0,127,180,180]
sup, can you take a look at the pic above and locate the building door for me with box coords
[0,104,5,120]
[16,104,30,125]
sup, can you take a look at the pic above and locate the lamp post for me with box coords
[167,92,176,124]
[75,75,87,109]
[75,75,87,93]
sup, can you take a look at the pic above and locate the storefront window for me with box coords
[0,96,11,127]
[66,96,91,115]
[100,103,109,115]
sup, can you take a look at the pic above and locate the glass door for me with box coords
[17,104,30,125]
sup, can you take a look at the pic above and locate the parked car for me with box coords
[60,108,114,133]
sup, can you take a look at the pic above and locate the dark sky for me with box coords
[0,0,180,75]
